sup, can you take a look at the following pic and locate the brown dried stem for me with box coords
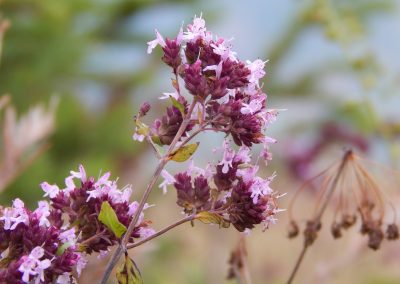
[286,150,353,284]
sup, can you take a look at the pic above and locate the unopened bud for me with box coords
[341,214,357,229]
[386,224,399,240]
[139,102,151,117]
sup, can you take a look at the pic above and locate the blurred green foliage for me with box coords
[0,0,194,207]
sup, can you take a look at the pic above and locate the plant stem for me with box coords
[146,136,162,159]
[100,159,167,284]
[286,150,352,284]
[127,214,196,249]
[286,245,308,284]
[238,236,252,284]
[100,99,197,284]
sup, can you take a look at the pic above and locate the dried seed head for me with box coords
[386,224,399,240]
[331,222,342,239]
[360,221,372,235]
[227,238,247,281]
[288,220,299,239]
[304,220,321,246]
[368,227,384,250]
[341,214,357,229]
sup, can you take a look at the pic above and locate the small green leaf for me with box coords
[56,242,72,256]
[196,211,230,228]
[98,201,127,238]
[151,135,162,146]
[116,253,143,284]
[169,96,185,116]
[170,143,199,162]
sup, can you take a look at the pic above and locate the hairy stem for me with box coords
[127,214,196,249]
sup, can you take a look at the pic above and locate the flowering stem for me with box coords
[79,231,106,247]
[100,158,167,284]
[100,99,197,284]
[286,150,352,284]
[179,126,223,149]
[127,214,196,249]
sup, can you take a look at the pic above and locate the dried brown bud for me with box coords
[331,222,342,239]
[304,220,321,246]
[288,220,299,239]
[341,214,357,229]
[368,227,384,250]
[386,224,399,240]
[360,221,371,235]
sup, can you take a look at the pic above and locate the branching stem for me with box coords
[286,150,352,284]
[100,99,197,284]
[127,214,196,249]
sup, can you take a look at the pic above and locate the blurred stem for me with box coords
[0,143,50,193]
[238,236,252,284]
[179,126,221,148]
[100,99,197,284]
[0,19,10,68]
[286,245,308,284]
[265,6,311,76]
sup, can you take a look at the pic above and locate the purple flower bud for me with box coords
[174,173,211,213]
[184,60,209,98]
[199,42,221,68]
[185,39,201,64]
[209,76,229,99]
[221,60,250,89]
[228,180,272,232]
[162,37,182,70]
[139,102,151,117]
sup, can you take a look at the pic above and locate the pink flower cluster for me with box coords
[0,165,153,283]
[164,140,282,232]
[135,14,280,156]
[136,15,283,233]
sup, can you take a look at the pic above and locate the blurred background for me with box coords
[1,0,400,283]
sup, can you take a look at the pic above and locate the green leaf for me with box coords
[169,96,185,116]
[116,253,143,284]
[56,242,73,256]
[98,201,127,238]
[151,135,162,146]
[196,211,230,228]
[170,143,199,162]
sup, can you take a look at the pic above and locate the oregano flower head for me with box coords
[0,165,153,283]
[137,14,284,233]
